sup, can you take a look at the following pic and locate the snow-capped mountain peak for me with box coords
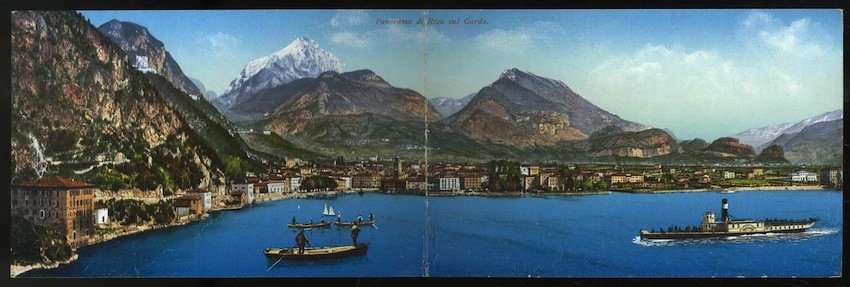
[733,109,843,151]
[217,37,343,108]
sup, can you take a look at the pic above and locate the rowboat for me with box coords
[334,220,375,227]
[264,243,369,260]
[287,221,332,229]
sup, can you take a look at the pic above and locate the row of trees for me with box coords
[487,160,522,192]
[100,198,176,226]
[300,175,338,192]
[485,160,611,193]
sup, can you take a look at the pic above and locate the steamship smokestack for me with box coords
[721,198,729,222]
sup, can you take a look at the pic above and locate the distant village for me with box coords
[9,155,843,264]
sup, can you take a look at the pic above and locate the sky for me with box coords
[80,9,843,141]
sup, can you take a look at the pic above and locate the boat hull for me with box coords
[334,220,375,227]
[287,222,332,229]
[640,224,814,240]
[264,243,369,260]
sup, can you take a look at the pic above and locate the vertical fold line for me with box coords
[422,9,431,278]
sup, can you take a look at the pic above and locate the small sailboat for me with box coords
[322,203,336,216]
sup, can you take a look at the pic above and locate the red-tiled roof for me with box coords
[176,194,202,201]
[15,176,95,188]
[188,188,210,193]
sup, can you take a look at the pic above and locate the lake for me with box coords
[21,190,842,277]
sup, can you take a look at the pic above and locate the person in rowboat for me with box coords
[295,229,309,254]
[336,213,341,223]
[357,215,363,223]
[291,216,296,225]
[369,212,374,222]
[320,218,325,224]
[351,225,360,246]
[309,219,313,225]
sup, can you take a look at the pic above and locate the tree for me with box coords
[596,180,609,191]
[301,176,338,191]
[580,179,594,191]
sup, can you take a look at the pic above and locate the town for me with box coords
[10,155,843,270]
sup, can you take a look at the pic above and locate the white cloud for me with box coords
[759,18,809,52]
[330,32,368,48]
[200,32,240,59]
[330,10,368,27]
[740,10,817,53]
[586,43,840,140]
[472,21,558,55]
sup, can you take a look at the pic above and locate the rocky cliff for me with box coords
[447,68,647,148]
[573,126,681,158]
[11,11,224,189]
[264,70,441,139]
[97,19,202,96]
[704,137,756,158]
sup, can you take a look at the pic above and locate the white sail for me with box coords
[323,203,335,216]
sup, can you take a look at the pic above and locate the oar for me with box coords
[371,223,379,230]
[267,246,295,271]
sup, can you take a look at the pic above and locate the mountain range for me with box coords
[430,93,475,117]
[730,110,842,164]
[732,110,842,152]
[12,12,838,166]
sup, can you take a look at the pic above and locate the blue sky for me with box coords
[81,9,843,141]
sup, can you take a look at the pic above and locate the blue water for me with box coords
[21,190,841,277]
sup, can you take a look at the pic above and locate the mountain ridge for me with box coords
[214,37,343,111]
[97,19,202,96]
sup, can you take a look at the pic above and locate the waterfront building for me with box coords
[231,182,254,195]
[174,194,204,217]
[335,176,352,190]
[520,166,540,176]
[11,176,98,247]
[266,180,288,194]
[405,177,427,191]
[188,189,212,212]
[438,177,461,192]
[609,173,645,184]
[609,174,626,184]
[352,174,381,189]
[461,174,486,191]
[94,202,109,226]
[752,168,765,177]
[522,176,538,191]
[819,167,842,187]
[790,171,818,182]
[722,171,736,179]
[546,176,560,190]
[227,190,248,206]
[290,177,302,193]
[381,179,403,192]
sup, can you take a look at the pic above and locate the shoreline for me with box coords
[613,185,828,194]
[10,185,831,277]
